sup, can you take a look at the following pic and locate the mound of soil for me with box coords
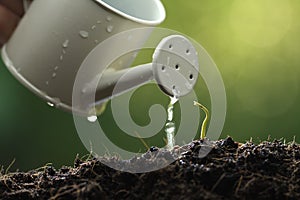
[0,137,299,200]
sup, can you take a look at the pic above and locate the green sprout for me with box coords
[193,101,209,139]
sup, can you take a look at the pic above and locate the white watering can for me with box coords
[1,0,199,116]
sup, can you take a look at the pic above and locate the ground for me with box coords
[0,137,299,200]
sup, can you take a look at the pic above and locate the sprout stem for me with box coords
[193,101,209,139]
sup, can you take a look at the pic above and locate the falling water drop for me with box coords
[62,39,69,48]
[165,96,178,150]
[87,115,98,122]
[79,30,89,39]
[165,122,175,148]
[106,25,113,33]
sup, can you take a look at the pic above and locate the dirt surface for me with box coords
[0,137,299,200]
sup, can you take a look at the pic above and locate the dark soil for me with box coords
[0,137,299,200]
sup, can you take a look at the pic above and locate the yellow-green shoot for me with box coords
[193,101,209,139]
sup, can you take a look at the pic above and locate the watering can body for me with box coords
[1,0,166,115]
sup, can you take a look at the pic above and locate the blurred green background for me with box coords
[1,0,300,171]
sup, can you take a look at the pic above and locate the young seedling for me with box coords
[193,101,210,139]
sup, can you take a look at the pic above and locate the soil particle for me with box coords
[0,137,299,200]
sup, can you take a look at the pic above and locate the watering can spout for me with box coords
[93,63,154,103]
[86,35,199,110]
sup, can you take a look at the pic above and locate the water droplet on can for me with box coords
[79,30,89,39]
[106,25,113,33]
[81,88,87,94]
[185,83,193,90]
[91,25,96,30]
[172,88,180,98]
[167,57,170,65]
[47,102,55,107]
[60,55,63,61]
[52,73,57,78]
[62,39,69,48]
[97,20,102,24]
[133,52,138,58]
[94,40,99,44]
[106,16,112,21]
[54,66,59,71]
[45,81,49,85]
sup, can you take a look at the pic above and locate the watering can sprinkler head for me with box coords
[152,35,199,98]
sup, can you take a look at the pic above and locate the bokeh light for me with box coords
[230,0,292,47]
